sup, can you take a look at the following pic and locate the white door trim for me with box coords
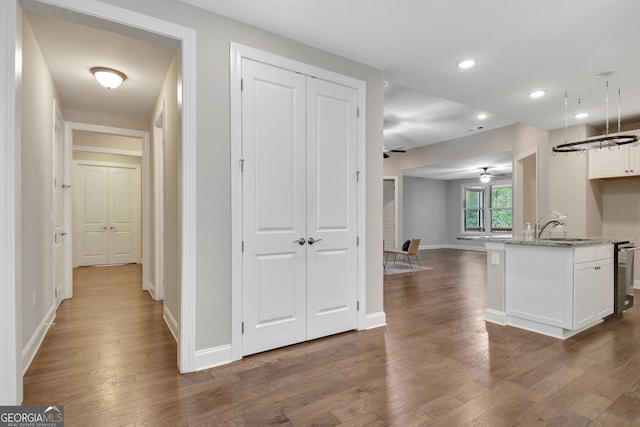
[7,0,197,391]
[230,43,367,361]
[0,0,21,406]
[66,122,148,289]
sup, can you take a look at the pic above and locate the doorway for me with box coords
[383,177,399,249]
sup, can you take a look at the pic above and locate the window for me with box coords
[464,187,485,232]
[462,183,512,234]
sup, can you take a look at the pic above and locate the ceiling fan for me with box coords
[383,146,406,158]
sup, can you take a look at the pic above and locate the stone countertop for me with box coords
[457,235,613,247]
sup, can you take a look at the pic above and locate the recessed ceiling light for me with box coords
[574,112,589,119]
[528,90,546,98]
[457,58,478,69]
[477,113,488,120]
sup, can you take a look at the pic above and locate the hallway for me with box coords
[23,264,177,423]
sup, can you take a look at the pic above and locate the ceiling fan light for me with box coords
[479,167,492,183]
[91,67,127,89]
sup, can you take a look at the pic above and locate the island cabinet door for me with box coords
[574,260,599,330]
[573,257,614,330]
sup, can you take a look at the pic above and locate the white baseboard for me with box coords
[417,244,486,252]
[195,345,233,371]
[635,279,640,290]
[485,309,507,325]
[163,305,179,344]
[364,311,386,329]
[147,280,157,300]
[22,305,56,375]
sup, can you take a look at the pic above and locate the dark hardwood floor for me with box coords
[23,249,640,426]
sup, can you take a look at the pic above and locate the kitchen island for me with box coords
[461,236,615,339]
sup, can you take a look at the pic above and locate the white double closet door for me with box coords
[74,161,140,266]
[241,58,359,356]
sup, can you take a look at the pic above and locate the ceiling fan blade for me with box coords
[389,149,406,153]
[383,152,390,159]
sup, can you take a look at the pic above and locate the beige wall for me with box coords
[383,123,547,243]
[602,179,640,282]
[547,124,602,237]
[152,50,181,334]
[20,15,60,362]
[72,130,142,153]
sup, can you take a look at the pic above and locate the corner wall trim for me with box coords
[195,345,233,371]
[163,305,179,344]
[365,311,386,330]
[485,309,507,325]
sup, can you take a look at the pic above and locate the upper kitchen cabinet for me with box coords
[588,130,640,179]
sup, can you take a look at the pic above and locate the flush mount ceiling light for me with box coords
[528,89,546,99]
[553,82,639,153]
[477,113,488,120]
[479,167,492,183]
[90,67,127,89]
[457,58,478,69]
[574,112,589,119]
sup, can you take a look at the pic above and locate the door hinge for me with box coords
[357,300,360,311]
[240,78,243,91]
[356,170,360,182]
[242,322,245,334]
[357,107,360,118]
[242,241,245,253]
[240,158,245,172]
[357,236,360,246]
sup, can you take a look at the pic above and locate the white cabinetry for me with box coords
[574,245,613,329]
[505,243,613,339]
[588,131,640,179]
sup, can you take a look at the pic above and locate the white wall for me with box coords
[20,13,59,374]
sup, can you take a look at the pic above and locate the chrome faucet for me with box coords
[536,219,564,239]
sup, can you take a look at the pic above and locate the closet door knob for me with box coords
[294,238,306,245]
[307,237,323,245]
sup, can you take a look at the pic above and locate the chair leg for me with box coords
[406,254,412,269]
[413,254,420,267]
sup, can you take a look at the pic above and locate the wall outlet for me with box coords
[491,252,500,265]
[32,292,37,311]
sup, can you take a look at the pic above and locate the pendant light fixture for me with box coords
[552,81,638,153]
[91,67,127,89]
[479,167,492,183]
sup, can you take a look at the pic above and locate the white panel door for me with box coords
[241,58,308,355]
[305,77,358,340]
[109,167,139,264]
[76,165,109,266]
[76,163,140,266]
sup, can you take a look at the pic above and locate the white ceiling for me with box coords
[180,0,640,152]
[24,9,178,122]
[23,1,640,180]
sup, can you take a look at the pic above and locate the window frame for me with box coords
[460,180,513,236]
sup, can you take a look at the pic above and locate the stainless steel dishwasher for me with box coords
[615,241,638,313]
